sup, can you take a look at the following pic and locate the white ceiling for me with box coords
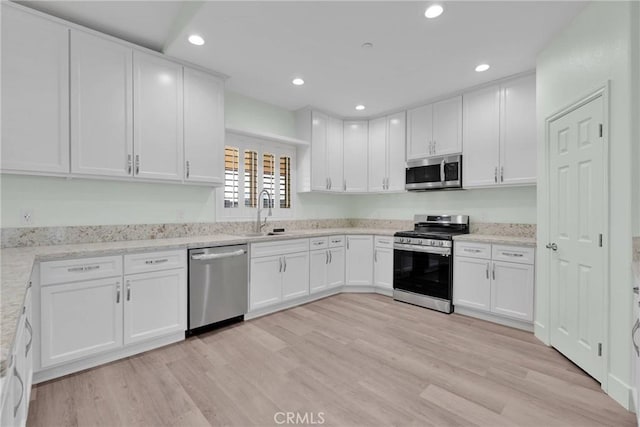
[16,1,587,117]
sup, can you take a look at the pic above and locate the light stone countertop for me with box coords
[452,234,537,247]
[0,227,397,376]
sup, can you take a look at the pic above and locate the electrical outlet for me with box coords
[20,209,34,225]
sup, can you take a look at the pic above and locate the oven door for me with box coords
[393,244,452,301]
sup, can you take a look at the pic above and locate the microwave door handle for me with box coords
[441,160,446,182]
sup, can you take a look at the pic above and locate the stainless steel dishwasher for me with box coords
[188,245,248,334]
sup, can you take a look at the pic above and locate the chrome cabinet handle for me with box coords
[492,263,496,280]
[378,239,390,244]
[126,281,131,301]
[486,263,489,279]
[347,238,350,250]
[433,140,437,155]
[503,252,524,258]
[329,177,332,190]
[329,250,332,264]
[13,366,24,417]
[25,317,33,357]
[135,155,140,175]
[283,257,287,272]
[145,258,169,264]
[545,243,558,251]
[325,250,329,264]
[279,257,283,273]
[374,249,378,263]
[116,284,121,303]
[633,319,640,356]
[68,265,100,273]
[464,248,481,253]
[127,154,132,174]
[494,167,498,183]
[186,160,190,179]
[500,166,504,183]
[344,179,347,191]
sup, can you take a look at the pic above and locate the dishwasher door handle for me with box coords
[191,249,247,261]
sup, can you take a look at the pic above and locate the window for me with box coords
[220,135,295,219]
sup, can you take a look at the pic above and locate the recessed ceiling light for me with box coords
[355,105,366,111]
[424,4,444,19]
[188,34,205,46]
[292,78,305,86]
[361,42,374,49]
[475,63,490,72]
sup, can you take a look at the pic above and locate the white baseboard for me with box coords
[454,306,534,332]
[607,373,633,411]
[34,332,184,384]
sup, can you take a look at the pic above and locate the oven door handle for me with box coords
[394,244,451,256]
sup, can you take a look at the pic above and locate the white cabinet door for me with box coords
[463,85,500,188]
[327,246,345,288]
[41,278,123,367]
[491,261,534,321]
[500,74,536,186]
[453,256,491,311]
[386,112,406,191]
[343,121,368,192]
[311,111,328,191]
[1,6,70,174]
[133,51,183,181]
[406,104,432,160]
[345,235,373,286]
[124,269,186,345]
[0,372,15,427]
[184,68,224,184]
[309,249,328,294]
[326,116,344,192]
[250,256,283,310]
[374,246,393,290]
[368,117,387,192]
[432,96,463,156]
[70,30,133,177]
[282,252,310,301]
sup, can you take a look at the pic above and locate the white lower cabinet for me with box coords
[309,239,345,294]
[373,237,393,291]
[454,241,534,325]
[250,239,310,311]
[345,235,374,286]
[327,246,345,288]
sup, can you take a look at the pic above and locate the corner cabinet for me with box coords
[368,112,406,192]
[343,121,369,192]
[453,241,535,328]
[463,74,536,188]
[1,6,70,175]
[407,95,462,160]
[345,235,374,286]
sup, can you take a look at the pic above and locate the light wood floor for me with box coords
[28,293,635,427]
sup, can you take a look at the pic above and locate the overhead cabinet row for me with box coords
[1,6,224,185]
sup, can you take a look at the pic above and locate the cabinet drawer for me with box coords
[310,237,328,249]
[328,235,345,248]
[124,250,186,275]
[251,239,310,258]
[374,236,394,249]
[454,242,491,259]
[41,255,123,286]
[492,245,535,265]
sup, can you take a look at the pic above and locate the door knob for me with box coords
[545,243,558,251]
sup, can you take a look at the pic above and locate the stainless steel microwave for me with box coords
[405,155,462,191]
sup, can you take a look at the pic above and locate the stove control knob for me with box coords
[438,241,444,247]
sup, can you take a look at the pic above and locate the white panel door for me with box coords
[343,121,368,192]
[463,85,501,188]
[282,252,310,301]
[345,235,373,286]
[368,117,387,192]
[386,112,406,191]
[406,104,432,160]
[249,256,283,311]
[327,247,345,288]
[311,111,328,191]
[490,261,534,321]
[41,278,123,367]
[124,269,186,345]
[309,249,328,294]
[453,257,491,311]
[326,116,344,192]
[1,6,70,174]
[70,30,133,177]
[184,68,225,184]
[374,246,393,290]
[133,51,183,181]
[549,95,605,382]
[432,96,463,156]
[500,74,536,185]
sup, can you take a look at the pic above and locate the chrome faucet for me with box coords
[256,189,273,233]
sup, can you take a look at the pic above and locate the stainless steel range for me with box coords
[393,214,469,313]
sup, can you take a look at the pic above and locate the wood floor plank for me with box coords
[28,294,636,427]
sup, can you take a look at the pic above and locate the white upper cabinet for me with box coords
[500,75,537,185]
[343,121,368,192]
[367,117,387,192]
[369,112,406,192]
[183,67,225,184]
[326,116,344,192]
[70,30,133,177]
[463,73,536,188]
[133,51,184,181]
[1,6,70,174]
[407,96,462,160]
[310,111,329,191]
